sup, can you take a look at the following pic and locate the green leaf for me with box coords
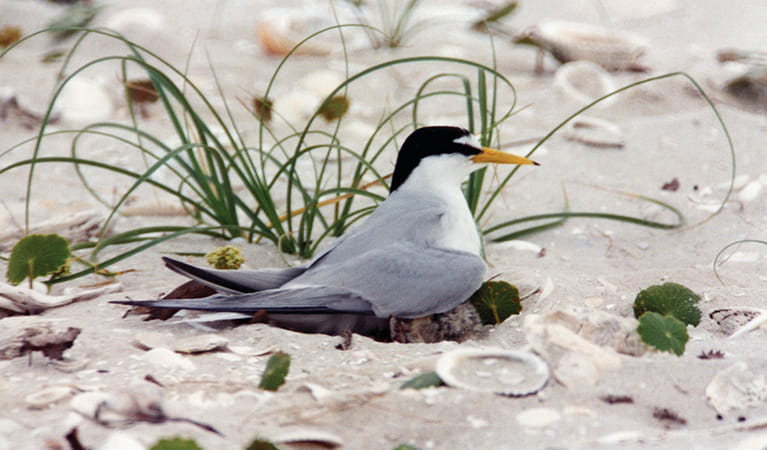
[637,312,689,356]
[6,234,70,286]
[149,437,204,450]
[393,445,420,450]
[259,352,291,391]
[245,439,280,450]
[400,372,443,390]
[318,95,350,121]
[633,282,702,326]
[468,281,521,325]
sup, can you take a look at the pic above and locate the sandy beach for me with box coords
[1,1,766,448]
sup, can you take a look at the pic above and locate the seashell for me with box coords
[554,61,617,106]
[173,334,229,354]
[56,77,114,123]
[0,211,112,251]
[493,239,543,254]
[435,348,550,396]
[738,180,763,203]
[563,115,625,148]
[706,362,767,416]
[102,8,165,33]
[524,21,649,71]
[133,332,171,350]
[271,427,344,448]
[50,357,89,373]
[709,307,767,338]
[25,386,75,409]
[257,11,334,56]
[523,310,629,389]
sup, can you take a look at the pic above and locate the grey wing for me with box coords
[286,242,487,318]
[162,257,306,293]
[112,285,375,314]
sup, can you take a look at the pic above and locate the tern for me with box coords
[114,126,538,339]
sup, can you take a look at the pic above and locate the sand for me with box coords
[1,0,766,449]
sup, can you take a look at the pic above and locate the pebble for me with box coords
[56,77,114,123]
[141,348,196,371]
[25,386,75,409]
[515,407,561,428]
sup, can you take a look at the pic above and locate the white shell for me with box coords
[271,427,344,447]
[56,77,114,123]
[706,362,767,416]
[534,21,648,70]
[140,348,196,371]
[435,348,550,396]
[563,115,625,148]
[173,334,229,354]
[25,386,75,409]
[554,60,617,106]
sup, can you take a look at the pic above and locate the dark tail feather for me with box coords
[162,257,306,294]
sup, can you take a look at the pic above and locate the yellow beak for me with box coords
[471,147,539,166]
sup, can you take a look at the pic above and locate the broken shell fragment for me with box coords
[173,334,229,354]
[435,348,550,396]
[521,21,649,71]
[563,115,625,148]
[25,386,76,409]
[554,60,617,106]
[706,361,767,416]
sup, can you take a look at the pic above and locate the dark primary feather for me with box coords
[162,257,306,293]
[114,285,374,314]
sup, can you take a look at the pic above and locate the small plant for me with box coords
[149,437,203,450]
[633,282,703,356]
[0,23,734,285]
[6,234,70,289]
[633,282,702,326]
[205,245,245,270]
[245,439,279,450]
[468,280,521,325]
[258,352,291,391]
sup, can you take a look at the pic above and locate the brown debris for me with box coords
[653,407,687,427]
[662,178,680,191]
[698,349,726,360]
[601,394,634,404]
[0,322,81,361]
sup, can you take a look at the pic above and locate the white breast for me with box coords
[395,152,483,255]
[432,188,482,255]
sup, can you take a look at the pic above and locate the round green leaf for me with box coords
[6,234,70,286]
[468,280,521,325]
[637,312,689,356]
[632,282,702,326]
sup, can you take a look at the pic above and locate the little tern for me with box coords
[114,126,538,338]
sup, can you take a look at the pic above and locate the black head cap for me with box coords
[390,126,480,192]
